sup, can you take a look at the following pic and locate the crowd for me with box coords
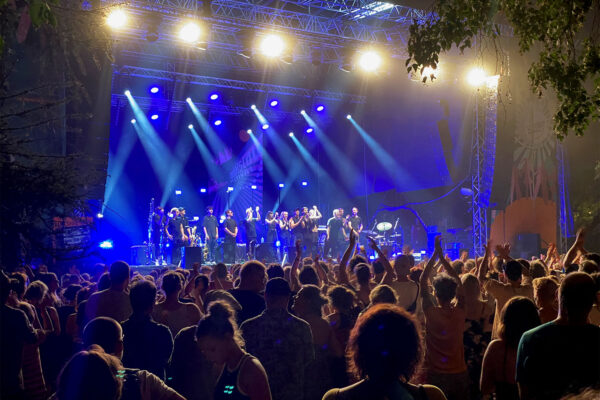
[1,227,599,400]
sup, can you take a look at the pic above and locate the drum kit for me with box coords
[362,221,402,250]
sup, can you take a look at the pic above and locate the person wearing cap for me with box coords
[240,278,314,400]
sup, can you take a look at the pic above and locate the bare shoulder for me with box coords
[422,384,448,400]
[241,356,268,379]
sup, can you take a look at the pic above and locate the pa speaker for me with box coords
[184,247,203,268]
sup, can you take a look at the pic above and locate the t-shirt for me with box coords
[348,216,362,231]
[202,215,218,239]
[422,292,467,374]
[224,218,237,241]
[245,219,257,239]
[85,288,133,324]
[168,218,183,240]
[291,215,304,236]
[229,289,265,324]
[136,369,184,400]
[327,218,344,241]
[388,280,419,311]
[516,321,600,399]
[484,280,533,338]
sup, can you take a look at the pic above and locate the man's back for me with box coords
[241,309,314,400]
[516,321,600,400]
[121,314,173,380]
[85,288,132,323]
[228,288,265,324]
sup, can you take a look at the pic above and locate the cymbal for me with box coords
[377,222,392,231]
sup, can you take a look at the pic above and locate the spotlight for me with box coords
[96,213,104,218]
[278,183,285,188]
[193,216,199,221]
[316,105,324,112]
[124,90,131,96]
[106,9,127,29]
[175,190,182,195]
[301,181,308,186]
[260,34,285,58]
[300,110,306,114]
[288,132,294,137]
[200,188,207,193]
[188,124,193,129]
[261,124,269,130]
[99,240,114,249]
[227,186,234,192]
[151,114,159,120]
[179,21,201,43]
[186,97,192,103]
[270,99,279,107]
[214,120,222,126]
[251,185,257,190]
[247,129,252,134]
[306,128,314,133]
[358,50,382,72]
[150,86,160,94]
[251,104,256,109]
[209,93,219,100]
[346,114,352,119]
[130,119,136,124]
[466,67,487,86]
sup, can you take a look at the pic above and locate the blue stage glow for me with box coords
[96,213,104,218]
[316,105,325,112]
[270,99,279,107]
[278,183,284,188]
[130,119,136,124]
[209,93,219,100]
[151,114,159,120]
[150,86,160,94]
[301,181,308,186]
[251,185,257,190]
[175,189,182,195]
[214,119,222,126]
[200,188,207,193]
[99,240,113,249]
[306,127,314,133]
[262,124,269,130]
[188,124,193,129]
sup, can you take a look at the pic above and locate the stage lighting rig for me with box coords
[145,13,162,42]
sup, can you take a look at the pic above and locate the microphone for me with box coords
[393,218,399,231]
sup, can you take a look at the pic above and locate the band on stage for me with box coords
[146,201,400,266]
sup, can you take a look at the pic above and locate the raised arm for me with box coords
[255,207,261,221]
[290,239,302,292]
[437,240,465,309]
[368,236,395,286]
[337,229,356,285]
[564,228,585,269]
[420,237,441,298]
[477,241,492,284]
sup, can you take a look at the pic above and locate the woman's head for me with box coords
[432,273,457,304]
[461,273,481,300]
[196,301,243,364]
[368,284,397,305]
[498,296,540,348]
[293,284,327,317]
[24,280,48,305]
[533,277,558,309]
[56,346,122,400]
[327,285,355,314]
[348,304,422,383]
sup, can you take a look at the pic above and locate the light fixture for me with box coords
[251,185,257,190]
[124,90,131,96]
[346,114,352,119]
[130,119,136,124]
[278,183,285,188]
[260,34,285,58]
[150,86,160,94]
[96,213,104,218]
[300,110,306,114]
[179,21,201,43]
[186,97,192,103]
[214,120,222,126]
[288,132,294,137]
[175,190,182,195]
[188,124,193,129]
[306,127,314,133]
[358,50,382,72]
[227,186,234,192]
[200,188,207,193]
[151,114,159,120]
[316,105,324,112]
[301,181,308,186]
[262,124,269,130]
[251,104,256,109]
[209,93,219,100]
[247,129,252,134]
[270,99,279,107]
[106,9,127,29]
[466,67,487,86]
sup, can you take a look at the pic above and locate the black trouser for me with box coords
[327,238,343,260]
[246,236,257,260]
[279,231,290,262]
[206,237,217,262]
[171,240,184,266]
[224,238,236,264]
[266,230,278,262]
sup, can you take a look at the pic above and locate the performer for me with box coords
[151,206,166,265]
[307,205,322,256]
[347,207,363,233]
[178,207,191,245]
[278,211,291,260]
[166,207,185,266]
[202,205,218,263]
[223,209,238,264]
[265,211,279,262]
[326,209,345,260]
[290,208,305,249]
[244,207,260,259]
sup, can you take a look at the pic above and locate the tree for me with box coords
[0,0,114,267]
[405,0,600,139]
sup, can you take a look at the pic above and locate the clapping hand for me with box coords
[495,243,511,259]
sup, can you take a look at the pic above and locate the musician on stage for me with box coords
[178,207,192,244]
[290,208,305,249]
[278,211,291,260]
[307,206,322,256]
[223,209,238,264]
[151,206,166,265]
[202,205,218,263]
[265,211,279,262]
[347,207,363,234]
[244,207,260,259]
[326,209,345,260]
[166,207,185,265]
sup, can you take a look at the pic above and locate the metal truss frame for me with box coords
[113,64,367,103]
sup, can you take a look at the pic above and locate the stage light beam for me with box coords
[260,34,285,58]
[467,67,487,86]
[179,21,201,43]
[106,9,127,29]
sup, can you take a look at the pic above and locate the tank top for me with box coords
[214,354,252,400]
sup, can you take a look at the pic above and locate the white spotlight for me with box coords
[124,90,131,96]
[188,124,193,129]
[247,129,252,134]
[346,114,352,119]
[251,104,256,109]
[186,97,192,103]
[106,9,127,29]
[358,50,382,72]
[179,22,201,43]
[466,67,487,87]
[260,34,285,58]
[289,132,294,137]
[131,119,136,124]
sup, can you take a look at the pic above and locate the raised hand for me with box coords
[434,235,443,256]
[575,228,586,248]
[349,228,357,244]
[495,243,511,259]
[295,239,302,254]
[367,235,378,251]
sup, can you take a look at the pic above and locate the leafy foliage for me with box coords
[406,0,600,139]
